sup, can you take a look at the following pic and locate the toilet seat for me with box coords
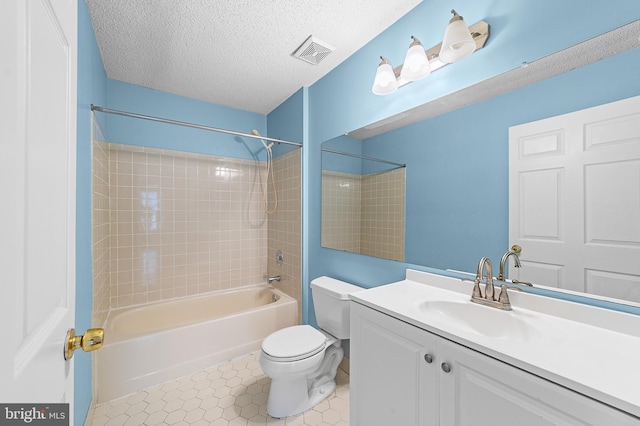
[261,325,326,362]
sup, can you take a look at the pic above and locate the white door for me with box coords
[509,95,640,303]
[0,0,77,413]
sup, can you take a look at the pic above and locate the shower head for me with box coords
[251,129,272,149]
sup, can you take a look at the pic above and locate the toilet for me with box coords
[259,276,362,418]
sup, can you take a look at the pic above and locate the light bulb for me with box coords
[372,57,399,95]
[400,36,431,82]
[439,10,476,64]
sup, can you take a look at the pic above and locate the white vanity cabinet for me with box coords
[350,300,439,425]
[350,301,639,426]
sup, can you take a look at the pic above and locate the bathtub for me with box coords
[95,285,298,403]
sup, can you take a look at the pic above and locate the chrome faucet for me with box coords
[471,257,512,310]
[267,275,281,284]
[497,245,522,282]
[476,257,494,299]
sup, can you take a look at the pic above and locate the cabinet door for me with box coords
[438,338,638,426]
[350,303,439,426]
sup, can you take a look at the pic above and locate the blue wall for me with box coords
[322,136,363,174]
[304,1,640,326]
[106,80,268,160]
[76,1,107,423]
[267,87,305,157]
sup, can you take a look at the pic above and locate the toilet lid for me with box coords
[262,325,326,361]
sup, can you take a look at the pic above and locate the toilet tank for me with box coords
[310,276,362,339]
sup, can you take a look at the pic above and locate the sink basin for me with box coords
[418,300,543,342]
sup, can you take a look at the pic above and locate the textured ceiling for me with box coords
[86,0,422,114]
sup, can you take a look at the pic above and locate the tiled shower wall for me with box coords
[322,168,405,262]
[92,140,111,327]
[92,141,302,325]
[267,149,302,322]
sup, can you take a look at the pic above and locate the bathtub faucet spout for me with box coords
[267,276,281,284]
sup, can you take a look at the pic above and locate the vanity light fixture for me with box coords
[372,9,489,95]
[372,56,400,95]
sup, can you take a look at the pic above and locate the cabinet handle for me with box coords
[424,353,433,364]
[441,362,451,373]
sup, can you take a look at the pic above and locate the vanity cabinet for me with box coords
[350,300,439,425]
[350,302,638,426]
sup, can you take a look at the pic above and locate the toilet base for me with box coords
[265,345,343,418]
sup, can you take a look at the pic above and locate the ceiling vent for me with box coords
[292,35,335,65]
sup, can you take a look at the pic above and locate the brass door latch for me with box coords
[64,328,104,360]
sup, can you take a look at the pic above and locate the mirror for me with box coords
[321,138,406,261]
[320,23,640,308]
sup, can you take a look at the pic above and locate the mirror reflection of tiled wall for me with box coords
[321,171,362,253]
[322,168,405,262]
[92,139,302,325]
[360,168,405,261]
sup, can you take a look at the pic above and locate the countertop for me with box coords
[349,269,640,418]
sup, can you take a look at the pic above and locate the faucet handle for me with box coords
[472,279,483,299]
[498,284,511,307]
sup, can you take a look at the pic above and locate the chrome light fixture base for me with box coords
[373,18,489,95]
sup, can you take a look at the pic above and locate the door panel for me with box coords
[509,96,640,301]
[0,0,77,410]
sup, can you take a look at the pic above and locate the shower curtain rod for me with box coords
[90,105,303,147]
[322,147,406,168]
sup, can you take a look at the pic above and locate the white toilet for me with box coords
[259,276,362,418]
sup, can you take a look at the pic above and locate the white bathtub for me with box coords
[95,285,298,403]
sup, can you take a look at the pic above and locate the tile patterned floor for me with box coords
[86,352,349,426]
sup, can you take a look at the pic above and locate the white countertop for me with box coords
[349,269,640,418]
